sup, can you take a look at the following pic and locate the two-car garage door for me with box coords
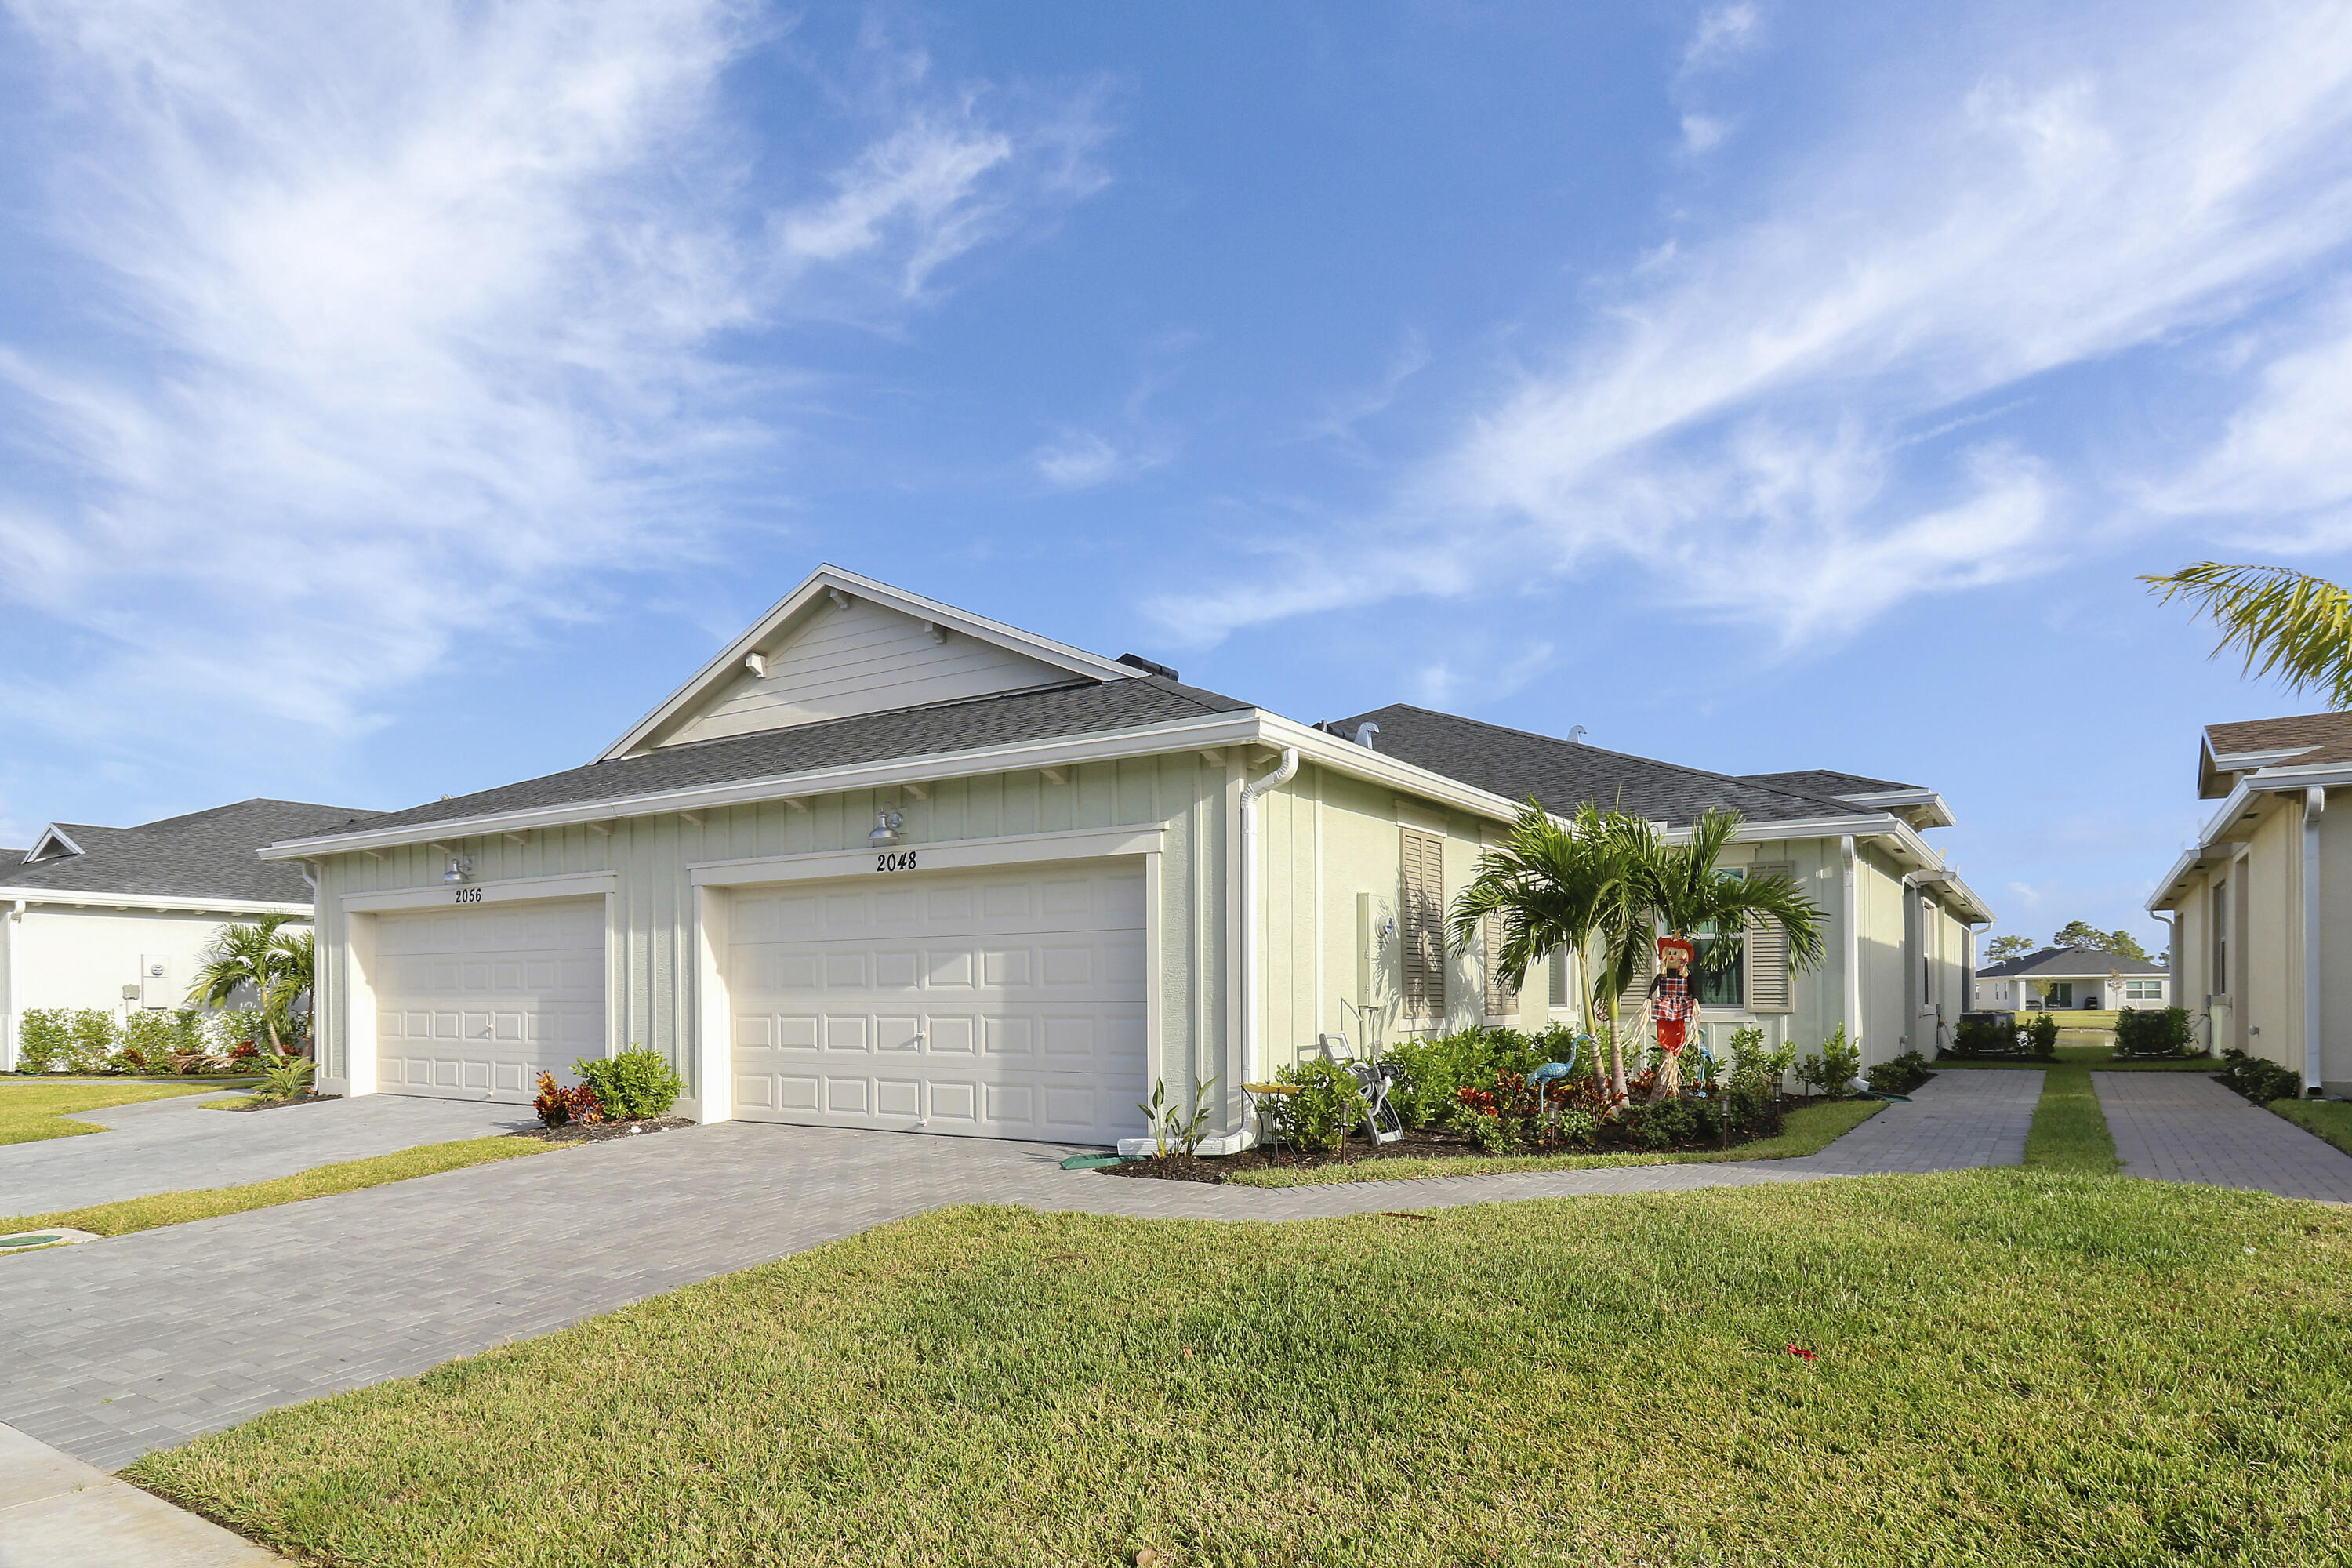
[728,862,1147,1146]
[372,899,606,1102]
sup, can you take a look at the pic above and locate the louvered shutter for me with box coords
[1548,946,1570,1008]
[1483,912,1519,1019]
[1616,933,1653,1016]
[1400,829,1447,1021]
[1744,861,1795,1013]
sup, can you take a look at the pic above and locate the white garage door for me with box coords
[372,898,607,1103]
[729,861,1147,1145]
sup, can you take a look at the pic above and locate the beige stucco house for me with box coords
[263,565,1992,1153]
[2148,710,2352,1096]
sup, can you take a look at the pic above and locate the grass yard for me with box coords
[1229,1096,1883,1187]
[0,1079,233,1145]
[2268,1096,2352,1158]
[2022,1063,2120,1173]
[2,1137,552,1240]
[132,1174,2352,1567]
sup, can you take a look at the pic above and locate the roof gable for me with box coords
[606,566,1139,760]
[0,799,379,904]
[24,823,89,862]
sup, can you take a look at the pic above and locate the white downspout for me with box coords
[1238,746,1300,1142]
[2,898,22,1072]
[1841,837,1862,1060]
[2303,787,2324,1095]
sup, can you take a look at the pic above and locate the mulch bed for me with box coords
[510,1115,694,1145]
[216,1093,341,1112]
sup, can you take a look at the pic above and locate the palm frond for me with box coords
[2143,563,2352,709]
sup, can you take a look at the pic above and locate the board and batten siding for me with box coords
[656,598,1075,749]
[308,752,1236,1125]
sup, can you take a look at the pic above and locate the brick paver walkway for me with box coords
[1,1092,532,1216]
[2094,1072,2352,1203]
[0,1071,2037,1469]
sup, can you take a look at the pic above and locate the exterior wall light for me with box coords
[868,812,904,846]
[443,857,474,884]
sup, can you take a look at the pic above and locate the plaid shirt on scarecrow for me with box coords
[1648,969,1695,1023]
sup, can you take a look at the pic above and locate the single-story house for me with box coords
[1970,947,2169,1011]
[2147,708,2352,1096]
[0,799,379,1068]
[263,564,1993,1152]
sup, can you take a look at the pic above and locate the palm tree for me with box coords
[266,927,317,1048]
[1635,808,1828,1098]
[1449,799,1650,1105]
[187,915,299,1053]
[2143,563,2352,706]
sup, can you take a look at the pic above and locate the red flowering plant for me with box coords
[1455,1071,1602,1156]
[534,1071,605,1128]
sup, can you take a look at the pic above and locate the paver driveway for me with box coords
[0,1091,532,1217]
[0,1070,2038,1469]
[2094,1071,2352,1203]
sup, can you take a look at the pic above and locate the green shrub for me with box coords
[1620,1096,1704,1151]
[1267,1058,1369,1154]
[2219,1049,2301,1104]
[1864,1050,1931,1095]
[259,1054,316,1102]
[1382,1025,1581,1132]
[2025,1012,2060,1059]
[16,1008,71,1073]
[117,1010,209,1073]
[2112,1006,2198,1059]
[573,1047,684,1121]
[1947,1016,2024,1058]
[1797,1026,1860,1099]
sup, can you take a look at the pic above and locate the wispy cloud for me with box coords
[1682,4,1762,74]
[1149,1,2352,650]
[0,0,1105,758]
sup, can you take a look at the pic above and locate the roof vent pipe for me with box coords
[1566,725,1587,744]
[1238,746,1300,1144]
[1354,723,1379,750]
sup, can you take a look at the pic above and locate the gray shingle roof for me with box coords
[1316,705,1872,828]
[1740,768,1922,797]
[0,800,379,903]
[299,676,1252,841]
[1977,946,2166,978]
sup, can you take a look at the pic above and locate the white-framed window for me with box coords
[2123,979,2165,1000]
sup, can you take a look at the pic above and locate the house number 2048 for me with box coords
[452,887,484,905]
[875,851,918,873]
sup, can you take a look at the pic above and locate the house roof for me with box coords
[1315,705,1871,829]
[1740,768,1920,796]
[309,676,1253,840]
[0,799,379,904]
[2198,710,2352,797]
[1977,946,2167,978]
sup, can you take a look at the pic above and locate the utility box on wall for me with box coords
[139,953,173,1011]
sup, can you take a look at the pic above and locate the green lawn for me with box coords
[2269,1097,2352,1158]
[2,1137,553,1240]
[131,1174,2352,1567]
[2023,1062,2120,1173]
[1229,1096,1883,1187]
[0,1079,234,1145]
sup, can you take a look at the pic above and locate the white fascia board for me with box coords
[1836,789,1955,828]
[2145,846,2205,914]
[599,564,1142,761]
[1254,714,1523,822]
[5,888,310,916]
[2210,745,2322,771]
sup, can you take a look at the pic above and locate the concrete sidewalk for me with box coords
[0,1072,2040,1471]
[1,1091,532,1216]
[0,1421,278,1566]
[2094,1071,2352,1203]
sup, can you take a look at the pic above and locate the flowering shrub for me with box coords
[1454,1070,1602,1156]
[1385,1023,1584,1131]
[535,1071,605,1128]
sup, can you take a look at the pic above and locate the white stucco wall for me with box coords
[1,905,304,1069]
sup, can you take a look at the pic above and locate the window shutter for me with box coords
[1615,934,1653,1017]
[1400,829,1447,1022]
[1548,946,1570,1009]
[1744,861,1794,1013]
[1483,912,1519,1019]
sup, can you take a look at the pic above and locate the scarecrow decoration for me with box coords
[1645,935,1697,1102]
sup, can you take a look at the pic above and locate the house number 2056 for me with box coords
[452,887,484,905]
[875,851,918,873]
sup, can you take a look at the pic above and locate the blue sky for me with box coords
[5,1,2352,954]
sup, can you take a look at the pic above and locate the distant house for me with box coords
[0,799,380,1068]
[1972,947,2169,1011]
[2146,709,2352,1096]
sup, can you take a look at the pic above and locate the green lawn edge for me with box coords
[0,1080,237,1145]
[1,1136,555,1240]
[2023,1062,2120,1173]
[1224,1097,1883,1187]
[2268,1096,2352,1157]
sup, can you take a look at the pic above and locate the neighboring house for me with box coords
[0,799,379,1069]
[1971,947,2169,1011]
[263,564,1993,1153]
[2147,709,2352,1096]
